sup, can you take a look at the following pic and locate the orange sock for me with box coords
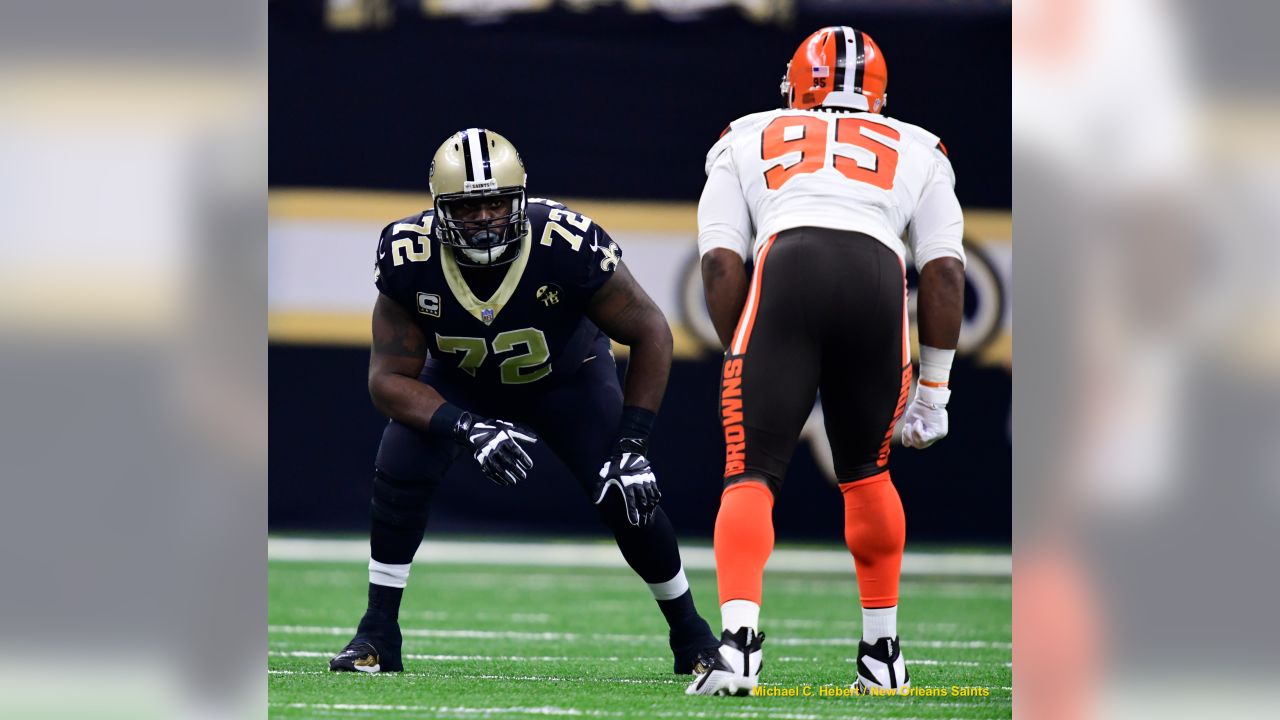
[714,480,775,605]
[841,471,905,608]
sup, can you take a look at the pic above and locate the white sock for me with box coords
[369,559,410,588]
[721,599,760,633]
[862,606,897,642]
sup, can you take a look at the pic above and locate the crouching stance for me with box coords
[330,128,717,674]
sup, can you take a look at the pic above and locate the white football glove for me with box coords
[459,416,538,486]
[900,384,950,449]
[594,438,661,526]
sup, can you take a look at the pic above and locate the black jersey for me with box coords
[374,198,622,389]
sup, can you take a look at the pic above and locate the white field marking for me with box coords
[269,671,682,685]
[269,646,670,661]
[270,701,616,716]
[843,657,1014,668]
[269,624,656,644]
[268,537,1010,576]
[271,649,1010,668]
[771,656,1010,668]
[769,618,966,632]
[268,701,988,720]
[269,650,637,662]
[268,625,1011,651]
[269,624,597,641]
[772,637,1012,650]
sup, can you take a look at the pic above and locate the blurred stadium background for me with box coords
[267,0,1011,547]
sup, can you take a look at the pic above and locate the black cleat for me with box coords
[685,627,765,696]
[329,611,403,673]
[670,614,720,674]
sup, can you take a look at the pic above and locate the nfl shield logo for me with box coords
[481,307,495,324]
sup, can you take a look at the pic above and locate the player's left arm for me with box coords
[587,261,673,414]
[586,261,672,526]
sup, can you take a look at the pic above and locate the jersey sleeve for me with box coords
[697,148,752,260]
[543,206,622,304]
[703,110,773,175]
[373,216,430,312]
[575,221,622,299]
[907,150,966,269]
[374,222,401,299]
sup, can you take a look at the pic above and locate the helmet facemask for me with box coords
[779,61,794,108]
[428,128,530,267]
[434,186,529,267]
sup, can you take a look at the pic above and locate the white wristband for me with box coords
[918,345,955,387]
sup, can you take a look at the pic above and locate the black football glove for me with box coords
[452,413,538,487]
[594,437,661,527]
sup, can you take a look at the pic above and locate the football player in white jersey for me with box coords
[686,26,967,697]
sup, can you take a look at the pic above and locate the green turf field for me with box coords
[269,545,1011,719]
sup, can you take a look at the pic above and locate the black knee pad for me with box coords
[370,469,436,528]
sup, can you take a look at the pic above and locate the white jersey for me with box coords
[697,108,965,270]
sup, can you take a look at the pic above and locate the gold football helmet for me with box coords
[429,128,529,266]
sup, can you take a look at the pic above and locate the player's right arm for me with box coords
[367,294,536,485]
[697,135,753,350]
[901,145,966,449]
[370,219,537,485]
[367,293,445,432]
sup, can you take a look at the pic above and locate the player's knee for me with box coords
[371,469,436,528]
[844,520,903,559]
[375,420,459,481]
[840,478,905,559]
[592,490,633,531]
[723,472,780,497]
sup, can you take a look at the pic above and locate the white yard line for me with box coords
[268,537,1010,577]
[268,700,994,719]
[269,650,630,662]
[774,637,1012,650]
[270,671,683,685]
[268,625,1012,652]
[270,701,616,715]
[270,650,1008,668]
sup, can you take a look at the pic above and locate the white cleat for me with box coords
[853,635,910,694]
[685,627,765,696]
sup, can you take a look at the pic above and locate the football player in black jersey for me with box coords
[329,129,718,674]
